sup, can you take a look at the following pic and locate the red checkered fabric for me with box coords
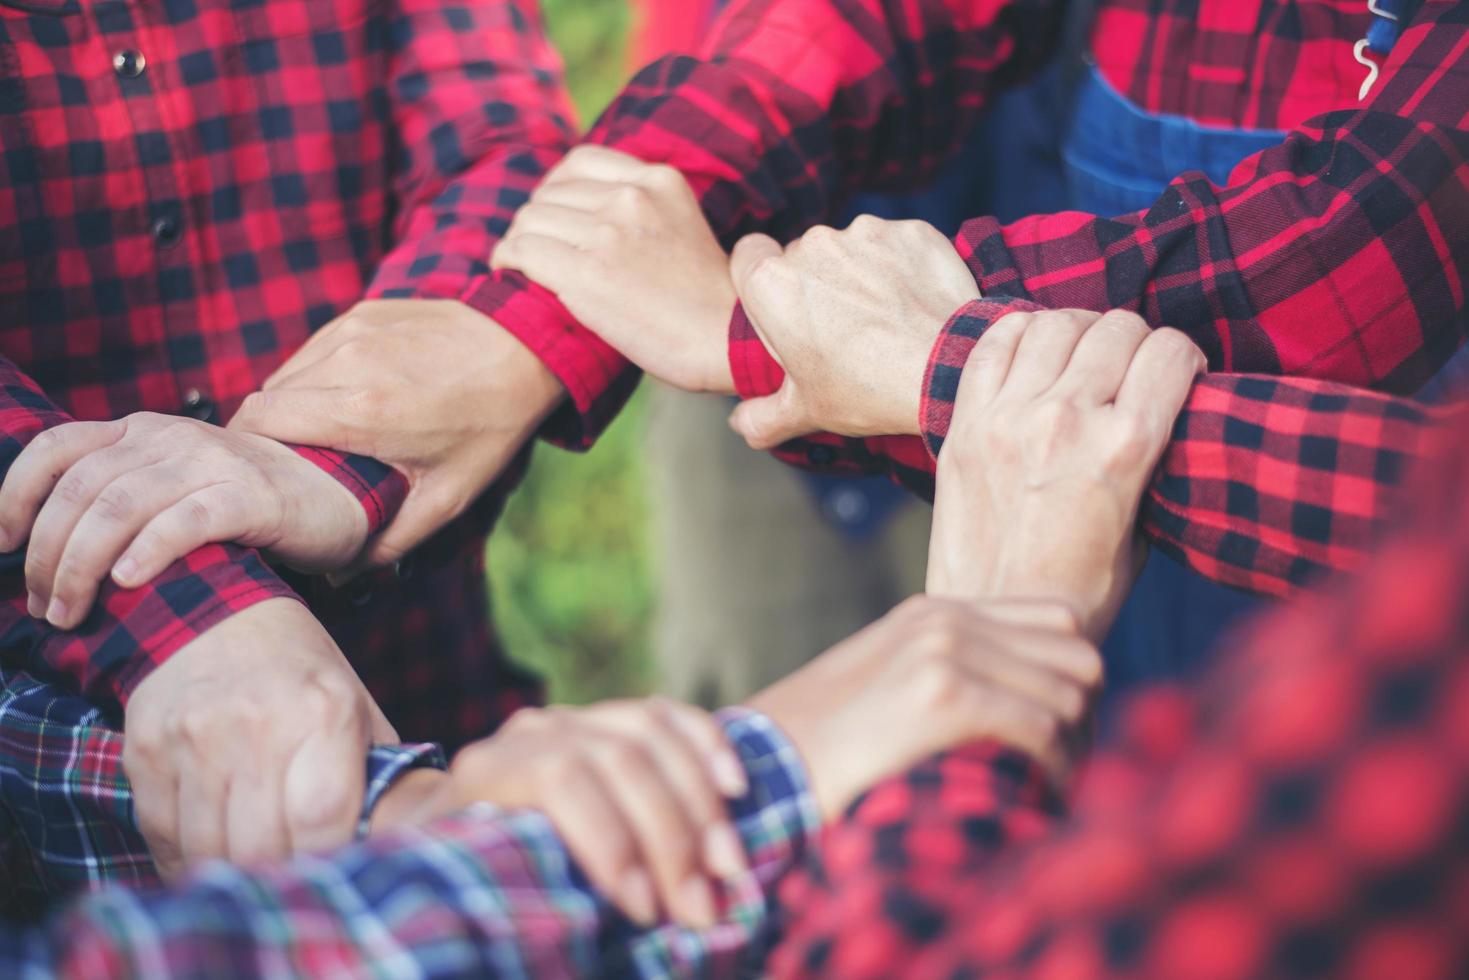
[477,0,1469,465]
[769,413,1469,980]
[0,0,569,744]
[919,298,1464,598]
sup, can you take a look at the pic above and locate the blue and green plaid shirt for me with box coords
[0,663,820,978]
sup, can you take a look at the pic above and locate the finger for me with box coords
[1115,327,1207,430]
[727,385,815,451]
[728,234,785,304]
[997,309,1100,399]
[27,440,167,622]
[629,703,748,881]
[123,742,184,880]
[953,312,1031,410]
[527,178,630,213]
[112,484,260,590]
[590,735,715,929]
[950,641,1093,726]
[489,232,584,292]
[540,765,657,925]
[1051,309,1152,404]
[966,616,1104,688]
[654,699,747,798]
[967,685,1075,787]
[176,752,231,870]
[49,463,199,625]
[504,202,606,249]
[281,681,368,854]
[0,420,124,552]
[546,145,655,184]
[225,735,291,865]
[229,388,364,452]
[354,483,464,571]
[975,598,1083,636]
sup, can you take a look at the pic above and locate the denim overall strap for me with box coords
[1366,0,1425,56]
[1061,68,1283,702]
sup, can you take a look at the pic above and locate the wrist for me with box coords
[276,448,372,572]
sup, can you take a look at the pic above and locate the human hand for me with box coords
[747,595,1101,818]
[726,216,980,449]
[0,413,369,629]
[123,598,396,878]
[370,698,750,929]
[229,298,565,570]
[491,146,737,394]
[926,309,1205,640]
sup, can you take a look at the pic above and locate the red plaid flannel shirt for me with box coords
[0,0,571,744]
[766,409,1469,980]
[483,0,1469,595]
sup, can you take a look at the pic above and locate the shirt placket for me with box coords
[91,0,216,423]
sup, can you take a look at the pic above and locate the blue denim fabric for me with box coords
[1062,66,1281,699]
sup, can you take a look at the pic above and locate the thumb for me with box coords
[729,233,784,299]
[728,383,815,451]
[230,388,364,453]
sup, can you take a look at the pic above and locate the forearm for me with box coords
[366,0,596,444]
[956,0,1469,393]
[43,710,818,979]
[477,0,1064,447]
[921,298,1457,598]
[590,0,1062,247]
[0,366,306,703]
[0,659,443,903]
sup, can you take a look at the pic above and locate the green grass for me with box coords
[487,0,653,705]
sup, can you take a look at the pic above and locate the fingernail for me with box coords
[678,875,717,929]
[711,753,748,798]
[45,597,67,627]
[0,530,11,552]
[27,592,44,619]
[618,869,658,926]
[703,822,747,880]
[113,556,139,586]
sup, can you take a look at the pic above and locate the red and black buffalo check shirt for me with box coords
[477,0,1469,587]
[766,401,1469,980]
[0,0,577,746]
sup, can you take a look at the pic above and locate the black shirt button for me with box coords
[348,578,376,607]
[393,556,415,582]
[112,50,146,79]
[807,444,837,466]
[151,214,182,248]
[180,388,218,424]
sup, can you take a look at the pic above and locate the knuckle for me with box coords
[909,653,966,708]
[645,162,683,190]
[51,472,94,506]
[176,495,214,534]
[93,484,136,523]
[602,734,651,773]
[177,705,221,747]
[343,385,387,420]
[611,183,649,211]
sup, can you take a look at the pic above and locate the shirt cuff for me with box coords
[920,297,1046,460]
[715,707,823,878]
[357,743,450,839]
[291,448,408,537]
[457,270,638,451]
[728,302,787,401]
[41,544,302,706]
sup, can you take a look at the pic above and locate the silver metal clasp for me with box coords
[1353,38,1381,100]
[1367,0,1399,21]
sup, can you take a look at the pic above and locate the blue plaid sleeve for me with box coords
[17,709,819,978]
[0,660,447,910]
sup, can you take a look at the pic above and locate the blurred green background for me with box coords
[488,0,650,705]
